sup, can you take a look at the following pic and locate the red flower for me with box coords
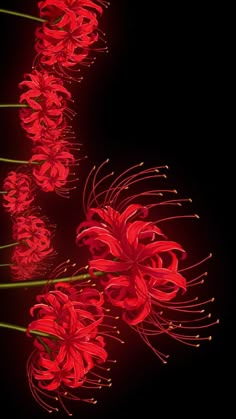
[11,214,54,280]
[34,1,109,74]
[2,171,34,215]
[30,141,75,193]
[27,282,116,414]
[19,70,71,141]
[76,161,219,361]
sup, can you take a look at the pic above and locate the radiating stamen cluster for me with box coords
[76,160,219,361]
[27,281,118,414]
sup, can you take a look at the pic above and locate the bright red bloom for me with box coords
[11,214,54,280]
[76,161,219,361]
[19,70,71,141]
[2,171,34,215]
[27,282,116,414]
[35,0,109,74]
[77,204,187,325]
[30,141,75,193]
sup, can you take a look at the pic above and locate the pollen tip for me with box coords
[196,344,200,348]
[140,162,144,166]
[211,297,215,302]
[208,336,212,341]
[106,158,110,163]
[188,198,192,202]
[165,165,169,169]
[216,319,220,324]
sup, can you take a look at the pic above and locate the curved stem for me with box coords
[0,157,38,165]
[0,271,104,289]
[0,242,19,250]
[0,9,45,23]
[0,104,28,108]
[0,322,55,338]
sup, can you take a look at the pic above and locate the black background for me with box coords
[0,1,232,418]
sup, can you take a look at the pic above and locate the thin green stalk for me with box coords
[0,9,45,23]
[0,242,19,250]
[0,104,28,108]
[0,157,38,165]
[0,271,104,289]
[0,322,55,338]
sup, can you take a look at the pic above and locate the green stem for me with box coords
[0,242,19,250]
[0,9,45,23]
[0,322,55,338]
[0,157,38,165]
[0,104,29,108]
[0,271,104,289]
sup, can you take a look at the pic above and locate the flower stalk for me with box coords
[0,157,39,165]
[0,321,55,338]
[0,104,29,108]
[0,9,45,23]
[0,242,19,250]
[0,270,104,289]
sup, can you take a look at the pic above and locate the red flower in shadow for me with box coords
[11,214,54,280]
[19,69,72,141]
[2,171,35,215]
[30,141,75,193]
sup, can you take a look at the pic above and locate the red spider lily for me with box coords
[11,214,54,280]
[2,171,35,215]
[27,282,117,414]
[76,160,219,362]
[30,141,76,194]
[19,70,72,141]
[34,0,109,76]
[10,256,41,281]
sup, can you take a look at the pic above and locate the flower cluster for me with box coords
[27,282,117,414]
[0,2,219,417]
[11,214,54,280]
[2,170,35,215]
[35,0,109,76]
